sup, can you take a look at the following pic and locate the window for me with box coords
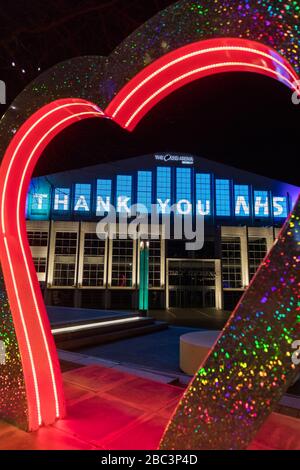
[149,240,161,288]
[111,239,134,287]
[116,175,132,213]
[234,185,250,217]
[248,237,267,280]
[157,167,171,213]
[96,179,111,215]
[54,231,77,255]
[53,263,76,287]
[196,173,211,215]
[221,237,242,288]
[216,179,231,216]
[32,257,46,273]
[254,190,269,217]
[82,233,106,287]
[53,188,70,212]
[176,168,191,213]
[53,232,77,286]
[137,171,152,213]
[74,184,91,212]
[27,231,48,246]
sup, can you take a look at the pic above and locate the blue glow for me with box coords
[74,183,91,212]
[254,190,269,217]
[273,196,288,218]
[116,175,132,213]
[137,171,152,213]
[27,178,51,220]
[216,179,231,217]
[196,173,211,215]
[176,168,191,213]
[157,167,171,213]
[96,179,111,215]
[234,185,250,217]
[53,188,70,212]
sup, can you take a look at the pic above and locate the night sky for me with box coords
[1,1,299,186]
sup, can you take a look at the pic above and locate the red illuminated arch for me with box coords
[0,38,298,431]
[0,99,105,430]
[106,38,299,130]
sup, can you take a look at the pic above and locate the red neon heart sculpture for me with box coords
[0,38,299,448]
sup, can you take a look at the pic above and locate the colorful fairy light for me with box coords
[160,202,300,450]
[0,0,299,441]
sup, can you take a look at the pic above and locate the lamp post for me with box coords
[139,240,149,314]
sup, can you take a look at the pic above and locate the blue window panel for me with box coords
[234,185,250,217]
[137,171,152,213]
[273,196,288,218]
[254,190,269,217]
[74,183,91,212]
[27,178,51,220]
[96,179,112,215]
[116,175,132,213]
[53,188,70,212]
[215,179,231,217]
[156,167,171,213]
[196,173,211,215]
[176,168,191,213]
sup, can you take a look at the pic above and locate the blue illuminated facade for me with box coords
[26,153,296,224]
[196,173,211,216]
[176,168,192,213]
[26,152,299,312]
[116,175,132,213]
[137,171,152,213]
[96,179,112,215]
[234,185,250,217]
[156,166,171,213]
[215,179,231,217]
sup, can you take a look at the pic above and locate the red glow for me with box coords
[0,99,105,430]
[106,38,298,130]
[0,38,298,432]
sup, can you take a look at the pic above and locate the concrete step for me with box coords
[53,317,168,350]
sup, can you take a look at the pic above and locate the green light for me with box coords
[139,241,149,311]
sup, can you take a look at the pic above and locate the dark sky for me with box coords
[1,1,299,186]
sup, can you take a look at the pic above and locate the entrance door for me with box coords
[167,259,216,308]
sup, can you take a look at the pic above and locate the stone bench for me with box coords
[180,330,221,375]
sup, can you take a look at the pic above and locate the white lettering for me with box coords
[74,195,89,211]
[255,196,269,216]
[33,193,48,210]
[96,196,110,214]
[157,198,170,214]
[117,196,130,213]
[54,193,69,210]
[235,196,250,216]
[197,200,210,216]
[177,199,192,215]
[273,197,285,217]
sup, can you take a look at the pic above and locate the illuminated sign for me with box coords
[26,169,290,221]
[155,153,194,165]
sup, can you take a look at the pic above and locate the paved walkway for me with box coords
[78,326,198,374]
[150,308,230,329]
[0,364,299,450]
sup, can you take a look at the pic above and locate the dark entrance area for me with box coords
[167,260,216,309]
